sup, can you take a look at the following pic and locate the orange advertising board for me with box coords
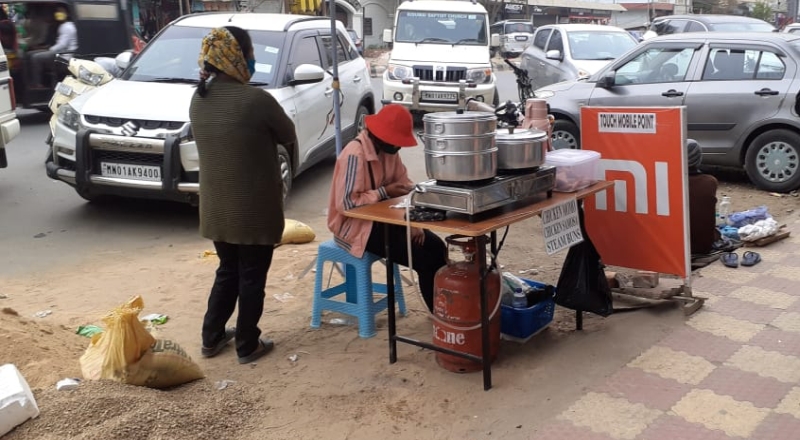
[581,107,690,278]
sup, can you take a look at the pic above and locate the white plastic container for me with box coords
[545,149,601,192]
[0,364,40,437]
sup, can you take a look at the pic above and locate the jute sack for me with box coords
[125,339,204,389]
[280,219,315,245]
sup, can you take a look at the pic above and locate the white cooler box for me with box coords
[545,149,601,192]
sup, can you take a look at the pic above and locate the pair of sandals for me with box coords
[201,327,275,364]
[721,251,761,268]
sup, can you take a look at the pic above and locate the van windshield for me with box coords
[505,23,533,34]
[121,25,285,86]
[395,11,487,45]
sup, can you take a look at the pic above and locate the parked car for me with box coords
[46,13,376,203]
[347,28,364,56]
[534,32,800,192]
[490,19,535,58]
[643,14,775,40]
[519,24,637,91]
[783,23,800,34]
[0,40,20,169]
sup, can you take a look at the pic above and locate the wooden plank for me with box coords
[744,226,791,247]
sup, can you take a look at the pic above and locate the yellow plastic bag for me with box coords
[79,296,155,382]
[280,219,316,245]
[79,296,204,389]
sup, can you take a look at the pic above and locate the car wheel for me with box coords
[551,119,580,150]
[745,129,800,192]
[355,104,370,136]
[278,144,293,201]
[490,48,496,58]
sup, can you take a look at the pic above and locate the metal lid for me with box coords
[422,111,497,123]
[495,128,547,143]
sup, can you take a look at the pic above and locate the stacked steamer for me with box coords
[421,111,498,183]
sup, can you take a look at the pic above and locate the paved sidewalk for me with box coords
[532,233,800,439]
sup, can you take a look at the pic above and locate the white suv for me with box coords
[46,13,375,202]
[0,41,20,169]
[381,0,498,112]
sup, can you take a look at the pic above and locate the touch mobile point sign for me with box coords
[581,107,690,279]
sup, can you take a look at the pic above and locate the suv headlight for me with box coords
[78,65,104,86]
[386,64,412,81]
[466,68,492,84]
[57,104,81,131]
[534,90,555,99]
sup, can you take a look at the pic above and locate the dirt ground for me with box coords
[1,168,797,440]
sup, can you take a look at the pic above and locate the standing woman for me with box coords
[190,26,298,365]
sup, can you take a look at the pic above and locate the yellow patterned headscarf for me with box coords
[198,27,251,84]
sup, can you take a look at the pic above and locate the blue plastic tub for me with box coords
[500,279,556,340]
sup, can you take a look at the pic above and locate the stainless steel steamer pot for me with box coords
[424,148,498,182]
[421,111,499,182]
[422,111,497,136]
[495,128,547,170]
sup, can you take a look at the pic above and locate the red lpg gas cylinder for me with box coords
[432,235,501,373]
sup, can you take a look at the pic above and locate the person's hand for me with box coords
[411,227,425,246]
[385,181,412,198]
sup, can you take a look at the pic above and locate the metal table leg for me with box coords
[478,232,497,391]
[385,222,397,363]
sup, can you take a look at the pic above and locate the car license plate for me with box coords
[515,35,528,41]
[55,82,72,97]
[421,91,458,102]
[100,162,161,182]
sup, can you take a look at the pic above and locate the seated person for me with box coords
[30,6,77,88]
[686,139,721,255]
[0,8,17,51]
[21,6,50,50]
[327,104,447,311]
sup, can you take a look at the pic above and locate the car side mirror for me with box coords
[545,49,562,61]
[491,34,501,47]
[290,64,325,86]
[599,71,616,88]
[383,29,392,43]
[115,51,133,70]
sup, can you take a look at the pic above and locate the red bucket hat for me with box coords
[364,104,418,147]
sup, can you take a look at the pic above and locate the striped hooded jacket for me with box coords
[327,131,413,258]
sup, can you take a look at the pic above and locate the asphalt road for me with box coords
[0,72,521,277]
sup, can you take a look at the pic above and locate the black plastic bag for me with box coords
[555,207,613,317]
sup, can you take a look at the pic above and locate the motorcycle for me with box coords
[47,55,116,138]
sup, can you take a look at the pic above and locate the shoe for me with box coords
[238,338,274,364]
[721,252,739,268]
[201,327,235,358]
[741,251,762,267]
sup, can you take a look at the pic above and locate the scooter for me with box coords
[47,55,115,137]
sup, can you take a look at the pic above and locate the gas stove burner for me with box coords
[498,166,541,175]
[411,166,557,218]
[434,178,497,188]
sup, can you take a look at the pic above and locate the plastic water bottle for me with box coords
[512,288,527,309]
[718,196,731,226]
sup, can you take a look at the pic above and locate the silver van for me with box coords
[490,20,535,58]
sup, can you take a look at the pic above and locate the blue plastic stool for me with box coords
[311,240,407,338]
